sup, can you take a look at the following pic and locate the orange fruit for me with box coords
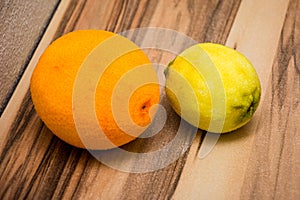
[30,30,160,149]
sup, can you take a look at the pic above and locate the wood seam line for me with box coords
[0,0,73,148]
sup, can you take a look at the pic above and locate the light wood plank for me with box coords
[241,0,300,198]
[173,0,290,199]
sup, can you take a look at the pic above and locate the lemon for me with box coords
[164,43,261,133]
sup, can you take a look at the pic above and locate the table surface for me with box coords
[0,0,299,199]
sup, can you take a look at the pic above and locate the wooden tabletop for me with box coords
[0,0,299,199]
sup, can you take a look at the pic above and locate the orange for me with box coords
[30,30,160,149]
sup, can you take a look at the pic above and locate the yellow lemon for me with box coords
[165,43,261,133]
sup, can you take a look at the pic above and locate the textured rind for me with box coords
[30,30,160,149]
[165,43,261,133]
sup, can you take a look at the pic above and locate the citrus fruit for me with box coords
[30,30,160,149]
[164,43,261,133]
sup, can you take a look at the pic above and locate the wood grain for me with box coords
[0,0,299,199]
[0,0,60,115]
[173,0,292,199]
[0,0,241,199]
[241,0,300,198]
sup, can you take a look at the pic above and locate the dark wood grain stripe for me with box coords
[187,0,241,44]
[105,0,127,32]
[133,0,158,29]
[240,0,300,199]
[54,0,88,38]
[0,0,242,199]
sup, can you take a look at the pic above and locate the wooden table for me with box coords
[1,0,299,199]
